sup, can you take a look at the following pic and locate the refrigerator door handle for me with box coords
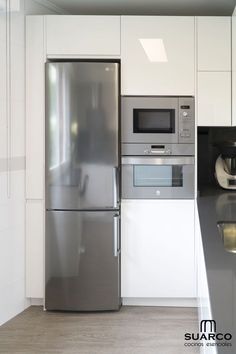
[113,214,120,257]
[113,167,119,208]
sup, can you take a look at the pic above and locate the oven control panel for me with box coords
[122,143,195,156]
[178,97,195,144]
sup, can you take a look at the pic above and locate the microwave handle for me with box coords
[122,156,194,165]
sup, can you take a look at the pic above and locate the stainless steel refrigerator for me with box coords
[45,62,121,311]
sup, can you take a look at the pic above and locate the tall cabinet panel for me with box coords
[197,72,231,127]
[26,16,45,199]
[121,16,195,96]
[0,1,7,203]
[197,17,231,126]
[197,17,231,71]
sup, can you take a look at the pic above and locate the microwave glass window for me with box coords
[133,109,175,134]
[134,165,183,187]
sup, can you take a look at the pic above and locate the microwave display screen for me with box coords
[133,109,175,134]
[133,165,183,187]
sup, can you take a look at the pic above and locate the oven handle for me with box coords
[122,156,194,165]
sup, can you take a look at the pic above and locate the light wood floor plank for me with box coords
[0,306,199,354]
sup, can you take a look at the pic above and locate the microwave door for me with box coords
[121,96,179,144]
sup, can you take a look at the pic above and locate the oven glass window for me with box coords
[134,165,183,187]
[133,109,175,134]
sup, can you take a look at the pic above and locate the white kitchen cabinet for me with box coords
[26,16,45,199]
[0,0,7,166]
[26,200,44,298]
[121,200,195,299]
[197,72,231,126]
[46,16,121,57]
[197,17,231,72]
[121,16,195,96]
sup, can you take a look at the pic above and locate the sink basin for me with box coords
[217,222,236,253]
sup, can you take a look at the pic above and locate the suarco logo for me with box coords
[185,320,232,341]
[184,320,233,349]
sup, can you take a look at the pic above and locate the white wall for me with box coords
[0,0,63,326]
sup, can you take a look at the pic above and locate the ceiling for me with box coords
[49,0,236,16]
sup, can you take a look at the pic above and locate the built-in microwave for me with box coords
[122,155,195,199]
[122,96,195,145]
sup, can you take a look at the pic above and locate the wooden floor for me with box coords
[0,306,199,354]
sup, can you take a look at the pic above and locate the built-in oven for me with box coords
[122,96,194,145]
[122,155,194,199]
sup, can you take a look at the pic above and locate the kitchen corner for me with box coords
[1,1,236,353]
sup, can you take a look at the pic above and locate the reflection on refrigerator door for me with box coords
[45,62,119,211]
[45,210,120,311]
[45,61,120,311]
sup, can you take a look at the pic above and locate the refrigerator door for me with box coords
[45,210,121,311]
[45,62,119,210]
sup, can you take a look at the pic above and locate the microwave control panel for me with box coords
[178,97,195,144]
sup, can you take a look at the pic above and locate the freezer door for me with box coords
[45,62,119,210]
[45,210,121,311]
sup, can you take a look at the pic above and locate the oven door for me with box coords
[122,156,194,199]
[122,97,179,144]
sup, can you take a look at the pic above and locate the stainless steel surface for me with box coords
[122,156,194,199]
[45,210,120,311]
[45,61,121,312]
[178,97,195,144]
[151,150,166,154]
[122,143,195,156]
[45,62,119,210]
[122,156,194,165]
[121,96,194,145]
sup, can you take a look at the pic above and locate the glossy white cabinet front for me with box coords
[121,200,195,298]
[196,16,232,127]
[121,16,195,96]
[46,16,121,56]
[197,17,231,71]
[197,72,231,126]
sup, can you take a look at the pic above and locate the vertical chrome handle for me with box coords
[113,167,119,208]
[113,214,120,257]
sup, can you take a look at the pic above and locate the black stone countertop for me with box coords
[197,185,236,353]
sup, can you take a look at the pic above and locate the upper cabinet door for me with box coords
[121,16,195,96]
[197,17,231,71]
[46,16,121,56]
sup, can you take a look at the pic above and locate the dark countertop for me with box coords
[197,185,236,353]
